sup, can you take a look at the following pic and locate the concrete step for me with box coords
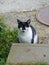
[6,43,49,65]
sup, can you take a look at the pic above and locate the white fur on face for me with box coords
[19,27,22,31]
[19,27,29,32]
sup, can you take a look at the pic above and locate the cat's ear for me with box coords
[27,19,31,24]
[17,19,21,24]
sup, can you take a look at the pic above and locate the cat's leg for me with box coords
[34,34,39,44]
[31,39,34,43]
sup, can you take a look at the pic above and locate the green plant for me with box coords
[0,18,18,65]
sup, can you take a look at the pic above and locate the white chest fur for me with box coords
[18,27,32,43]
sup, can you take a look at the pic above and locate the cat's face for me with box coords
[17,19,31,32]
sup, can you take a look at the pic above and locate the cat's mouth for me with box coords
[22,30,25,32]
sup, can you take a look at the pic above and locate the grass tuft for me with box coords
[0,18,18,65]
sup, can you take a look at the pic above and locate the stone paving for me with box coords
[0,0,49,13]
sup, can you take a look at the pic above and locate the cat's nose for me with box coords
[22,27,26,30]
[22,30,25,32]
[22,27,26,32]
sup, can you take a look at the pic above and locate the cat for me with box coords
[17,19,39,44]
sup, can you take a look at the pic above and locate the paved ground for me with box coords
[6,43,49,65]
[0,0,49,13]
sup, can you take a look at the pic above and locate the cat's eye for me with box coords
[25,23,29,27]
[18,23,22,28]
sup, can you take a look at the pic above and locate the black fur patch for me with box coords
[30,25,36,43]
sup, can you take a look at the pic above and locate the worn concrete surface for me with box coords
[6,43,49,65]
[0,0,49,13]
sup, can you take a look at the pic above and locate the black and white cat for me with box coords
[17,19,39,44]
